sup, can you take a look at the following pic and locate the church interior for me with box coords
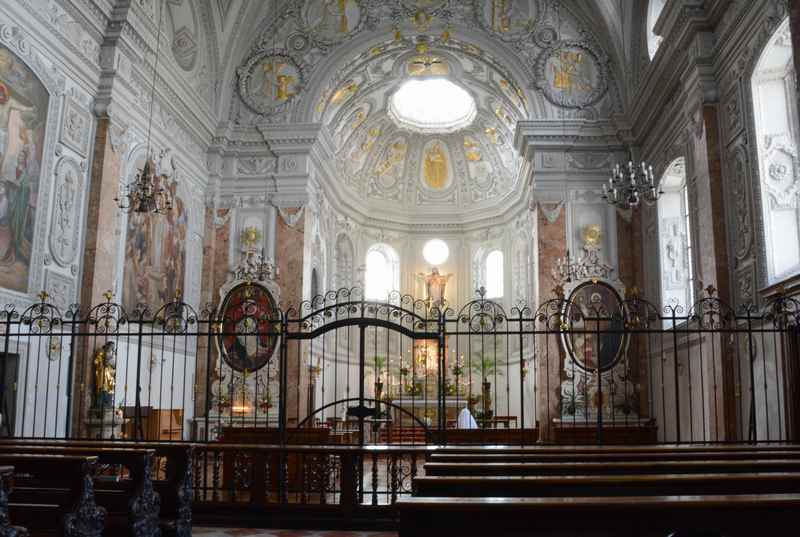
[0,0,798,535]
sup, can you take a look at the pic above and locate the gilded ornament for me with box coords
[331,80,359,105]
[478,0,541,39]
[241,227,262,249]
[412,10,433,31]
[423,142,449,190]
[494,105,513,125]
[535,42,607,109]
[375,141,408,177]
[408,53,449,76]
[464,137,482,162]
[301,0,363,44]
[352,109,367,131]
[239,52,303,114]
[582,224,602,248]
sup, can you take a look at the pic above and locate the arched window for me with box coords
[647,0,667,59]
[658,158,695,315]
[485,250,504,299]
[752,18,800,284]
[364,244,400,300]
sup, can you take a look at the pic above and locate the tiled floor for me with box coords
[193,529,397,537]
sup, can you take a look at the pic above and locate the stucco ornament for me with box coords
[534,41,608,109]
[238,51,304,115]
[299,0,365,45]
[49,157,84,267]
[474,0,544,41]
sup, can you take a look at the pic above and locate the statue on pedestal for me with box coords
[86,341,125,439]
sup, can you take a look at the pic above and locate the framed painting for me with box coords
[216,282,281,373]
[561,280,628,373]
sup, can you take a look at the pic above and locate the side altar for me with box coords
[551,226,656,444]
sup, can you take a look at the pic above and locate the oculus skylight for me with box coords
[389,78,477,134]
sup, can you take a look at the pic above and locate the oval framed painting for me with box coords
[560,280,628,373]
[216,282,281,373]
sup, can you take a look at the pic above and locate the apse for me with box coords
[2,1,800,535]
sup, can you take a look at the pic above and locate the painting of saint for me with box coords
[303,0,362,42]
[550,51,593,95]
[0,46,49,293]
[217,283,280,373]
[482,0,539,37]
[122,163,187,312]
[423,142,448,190]
[562,281,627,372]
[245,55,302,114]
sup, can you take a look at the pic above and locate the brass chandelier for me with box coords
[602,158,661,210]
[115,0,173,215]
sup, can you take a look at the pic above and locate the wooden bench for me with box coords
[430,444,800,454]
[0,439,192,537]
[412,472,800,497]
[428,449,800,464]
[0,465,27,537]
[0,445,159,537]
[0,454,105,537]
[396,494,800,537]
[428,428,539,445]
[423,459,800,477]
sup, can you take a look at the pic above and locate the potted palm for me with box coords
[470,354,505,425]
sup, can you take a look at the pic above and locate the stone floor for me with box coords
[193,529,397,537]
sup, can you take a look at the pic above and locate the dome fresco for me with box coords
[314,38,531,222]
[231,0,621,225]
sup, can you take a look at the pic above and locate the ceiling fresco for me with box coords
[229,0,622,222]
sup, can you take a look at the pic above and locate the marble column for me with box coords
[72,115,127,435]
[535,203,567,442]
[275,210,307,425]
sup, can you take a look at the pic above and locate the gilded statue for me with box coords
[93,342,117,408]
[423,142,448,189]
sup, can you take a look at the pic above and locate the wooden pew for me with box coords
[0,466,28,537]
[428,429,539,445]
[428,449,800,464]
[0,445,159,537]
[0,439,192,537]
[0,454,106,537]
[396,494,800,537]
[430,444,800,454]
[424,459,800,477]
[412,472,800,498]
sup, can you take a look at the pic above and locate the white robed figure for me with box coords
[457,406,478,429]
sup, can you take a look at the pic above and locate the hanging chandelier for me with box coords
[115,157,173,214]
[602,158,662,210]
[115,0,173,215]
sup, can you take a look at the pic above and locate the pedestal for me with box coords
[85,408,126,439]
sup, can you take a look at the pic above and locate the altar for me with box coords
[390,396,471,427]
